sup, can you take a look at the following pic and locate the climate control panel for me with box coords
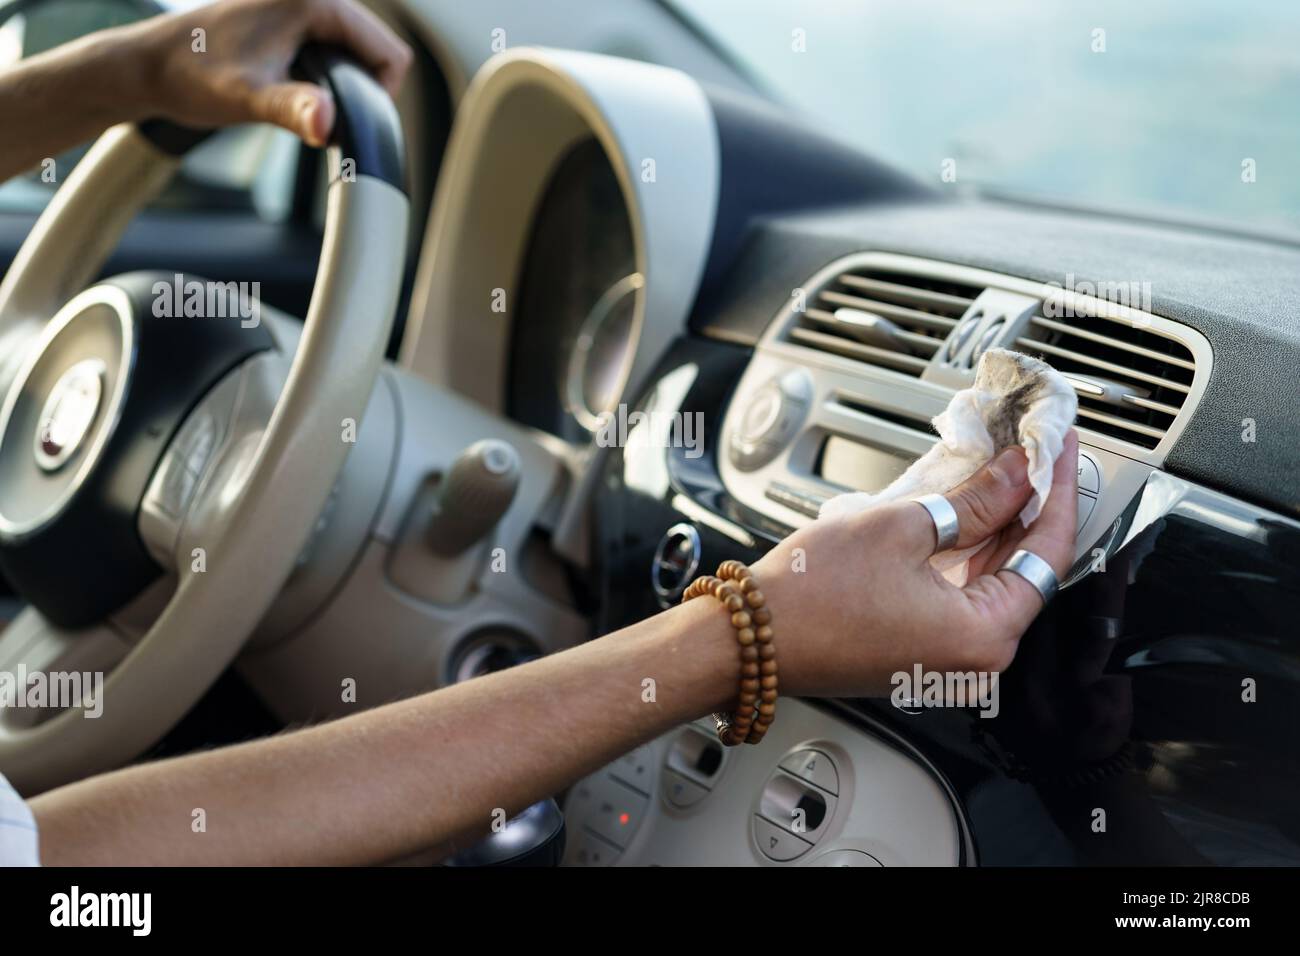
[562,698,963,866]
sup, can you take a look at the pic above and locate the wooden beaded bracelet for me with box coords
[682,560,777,746]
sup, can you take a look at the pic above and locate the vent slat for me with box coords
[1122,394,1181,416]
[838,274,974,314]
[790,268,984,380]
[800,309,941,356]
[1020,301,1198,449]
[1029,315,1195,372]
[1016,338,1191,395]
[1075,406,1167,441]
[788,327,930,374]
[817,291,959,334]
[893,329,944,355]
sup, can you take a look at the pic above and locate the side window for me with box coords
[0,0,299,222]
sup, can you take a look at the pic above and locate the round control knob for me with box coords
[727,369,812,472]
[740,384,784,444]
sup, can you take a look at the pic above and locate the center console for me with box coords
[563,699,964,866]
[576,249,1300,866]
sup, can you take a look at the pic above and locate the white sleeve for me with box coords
[0,771,39,866]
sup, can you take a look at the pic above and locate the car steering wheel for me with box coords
[0,48,408,793]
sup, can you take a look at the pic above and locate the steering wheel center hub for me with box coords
[0,285,133,541]
[0,275,273,628]
[34,358,107,473]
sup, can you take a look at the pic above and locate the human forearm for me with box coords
[0,24,154,181]
[31,437,1079,865]
[31,597,736,866]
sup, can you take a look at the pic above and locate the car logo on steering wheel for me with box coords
[33,359,106,473]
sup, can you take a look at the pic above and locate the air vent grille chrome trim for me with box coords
[768,252,1212,466]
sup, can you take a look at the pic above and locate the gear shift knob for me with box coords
[426,439,520,557]
[443,798,566,867]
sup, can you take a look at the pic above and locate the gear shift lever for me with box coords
[426,439,520,556]
[443,799,566,867]
[425,439,562,865]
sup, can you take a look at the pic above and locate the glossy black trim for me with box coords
[858,479,1300,865]
[136,119,215,157]
[295,44,406,193]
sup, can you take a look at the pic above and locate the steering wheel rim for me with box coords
[0,49,409,793]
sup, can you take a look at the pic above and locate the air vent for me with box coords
[787,268,982,377]
[1017,310,1196,450]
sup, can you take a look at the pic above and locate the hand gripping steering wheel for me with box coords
[0,48,408,793]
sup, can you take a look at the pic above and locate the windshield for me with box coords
[667,0,1300,236]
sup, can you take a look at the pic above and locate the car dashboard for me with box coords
[150,34,1297,869]
[441,52,1300,866]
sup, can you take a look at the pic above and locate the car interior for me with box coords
[0,0,1297,869]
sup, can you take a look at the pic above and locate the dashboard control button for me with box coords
[759,772,835,842]
[753,815,814,862]
[568,830,618,867]
[763,484,798,511]
[729,437,778,472]
[567,773,648,851]
[611,745,655,795]
[811,849,883,867]
[662,769,709,809]
[155,410,220,518]
[665,726,725,785]
[158,453,198,517]
[586,778,648,851]
[765,481,829,518]
[1077,452,1101,493]
[740,386,783,443]
[1077,491,1097,530]
[779,748,839,795]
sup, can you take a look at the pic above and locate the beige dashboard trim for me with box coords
[718,252,1215,563]
[399,47,719,421]
[764,251,1214,468]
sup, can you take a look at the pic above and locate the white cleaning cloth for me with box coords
[819,348,1077,582]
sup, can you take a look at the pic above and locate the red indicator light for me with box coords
[619,812,630,825]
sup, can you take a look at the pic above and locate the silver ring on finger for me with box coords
[913,493,960,554]
[1000,549,1059,604]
